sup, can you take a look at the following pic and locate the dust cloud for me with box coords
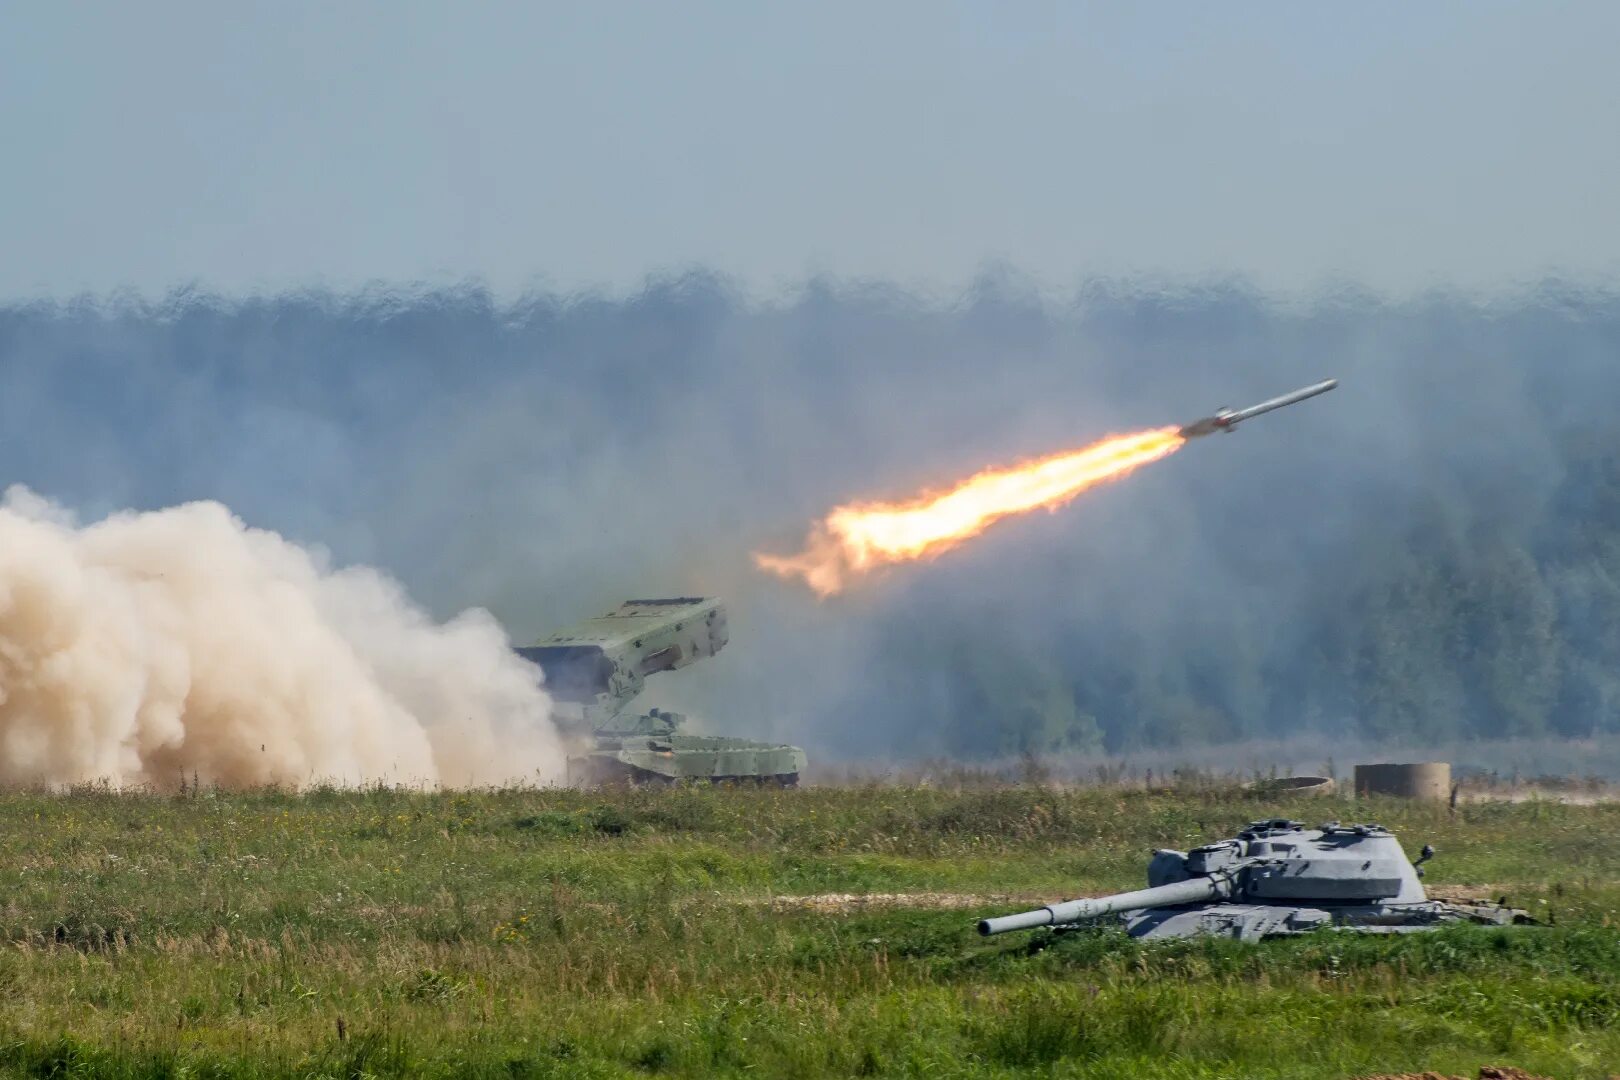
[0,487,563,790]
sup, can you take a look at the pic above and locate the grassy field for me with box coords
[1,783,1618,1079]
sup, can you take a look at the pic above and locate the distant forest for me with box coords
[882,443,1620,755]
[3,277,1619,758]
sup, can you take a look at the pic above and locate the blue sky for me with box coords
[4,1,1617,298]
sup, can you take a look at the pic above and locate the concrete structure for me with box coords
[1354,762,1452,801]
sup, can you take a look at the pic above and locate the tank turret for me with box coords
[516,598,807,786]
[978,819,1529,942]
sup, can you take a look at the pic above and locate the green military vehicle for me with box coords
[516,597,807,786]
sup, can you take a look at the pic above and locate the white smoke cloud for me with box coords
[0,486,563,789]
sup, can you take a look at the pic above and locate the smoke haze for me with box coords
[0,487,562,789]
[3,275,1620,773]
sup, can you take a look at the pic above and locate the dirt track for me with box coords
[1356,1068,1610,1080]
[1356,1068,1536,1080]
[757,887,1524,915]
[760,891,1040,913]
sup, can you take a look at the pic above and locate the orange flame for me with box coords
[755,426,1186,596]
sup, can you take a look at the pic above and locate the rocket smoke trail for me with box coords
[755,428,1187,596]
[756,379,1336,596]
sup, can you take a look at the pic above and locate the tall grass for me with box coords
[0,783,1613,1077]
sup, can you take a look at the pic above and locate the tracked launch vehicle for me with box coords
[978,819,1529,942]
[517,598,807,786]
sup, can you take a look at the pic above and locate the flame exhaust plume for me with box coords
[756,427,1185,596]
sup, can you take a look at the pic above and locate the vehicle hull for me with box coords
[567,734,807,786]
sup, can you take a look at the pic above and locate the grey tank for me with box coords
[978,819,1529,942]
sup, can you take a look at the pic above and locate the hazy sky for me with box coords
[4,1,1618,299]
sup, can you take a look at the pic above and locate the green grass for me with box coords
[0,783,1615,1078]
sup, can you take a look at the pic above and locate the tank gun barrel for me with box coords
[977,874,1227,936]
